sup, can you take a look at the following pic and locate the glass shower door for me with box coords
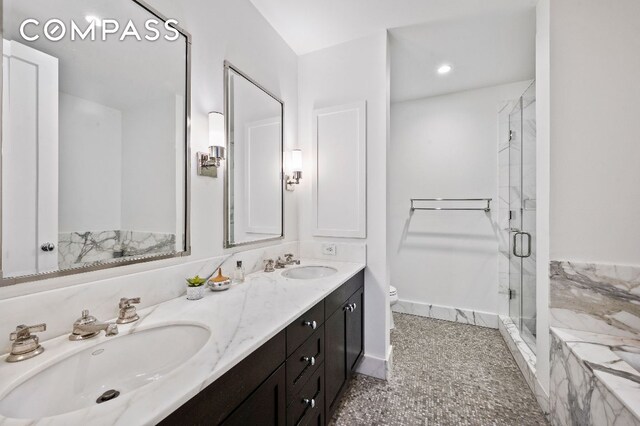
[508,82,536,352]
[508,99,523,330]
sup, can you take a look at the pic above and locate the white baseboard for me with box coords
[356,345,393,380]
[392,300,498,329]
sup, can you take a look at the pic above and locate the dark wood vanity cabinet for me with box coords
[160,270,364,426]
[325,280,365,421]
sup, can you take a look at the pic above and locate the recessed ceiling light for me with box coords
[85,15,102,27]
[437,64,452,75]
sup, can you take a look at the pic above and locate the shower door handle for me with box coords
[512,232,532,258]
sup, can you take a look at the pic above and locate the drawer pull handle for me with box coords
[344,303,355,313]
[303,320,317,330]
[302,355,316,366]
[303,398,316,409]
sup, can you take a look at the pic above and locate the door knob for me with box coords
[40,243,55,252]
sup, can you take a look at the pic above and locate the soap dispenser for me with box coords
[233,261,245,284]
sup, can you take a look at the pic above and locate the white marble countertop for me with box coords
[551,327,640,421]
[0,259,365,426]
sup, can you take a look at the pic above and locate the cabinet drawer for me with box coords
[287,300,324,356]
[286,325,324,399]
[287,363,324,426]
[325,270,364,316]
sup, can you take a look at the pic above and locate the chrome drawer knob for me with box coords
[303,398,316,409]
[303,320,317,330]
[303,356,316,366]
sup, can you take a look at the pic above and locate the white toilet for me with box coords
[389,285,399,330]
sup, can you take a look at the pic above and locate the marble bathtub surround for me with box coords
[58,230,176,269]
[550,327,640,425]
[550,261,640,338]
[0,241,298,355]
[0,259,365,425]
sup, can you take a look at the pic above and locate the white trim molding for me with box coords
[312,101,367,238]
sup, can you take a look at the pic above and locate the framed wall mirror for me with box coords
[224,61,284,248]
[1,0,191,286]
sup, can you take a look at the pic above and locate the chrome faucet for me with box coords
[264,259,275,272]
[69,310,118,341]
[284,253,301,265]
[275,257,287,269]
[117,297,141,324]
[6,323,46,362]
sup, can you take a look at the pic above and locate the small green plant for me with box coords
[186,275,206,287]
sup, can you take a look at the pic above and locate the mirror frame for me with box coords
[0,0,192,286]
[223,60,284,249]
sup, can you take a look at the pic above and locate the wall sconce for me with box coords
[285,149,303,191]
[197,112,225,178]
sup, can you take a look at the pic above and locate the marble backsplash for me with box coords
[58,230,176,269]
[550,260,640,338]
[0,241,299,355]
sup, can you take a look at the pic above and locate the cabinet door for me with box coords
[324,307,346,417]
[222,364,286,426]
[346,288,364,372]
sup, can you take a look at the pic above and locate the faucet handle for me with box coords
[117,297,141,324]
[10,323,46,341]
[284,253,294,261]
[74,310,97,326]
[264,259,275,272]
[119,297,141,309]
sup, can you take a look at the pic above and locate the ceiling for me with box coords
[390,8,536,102]
[249,0,537,55]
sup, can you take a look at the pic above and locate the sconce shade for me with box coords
[208,112,224,148]
[290,149,303,172]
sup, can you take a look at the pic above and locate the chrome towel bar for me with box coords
[410,198,492,212]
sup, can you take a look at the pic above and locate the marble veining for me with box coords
[499,315,550,415]
[0,258,364,425]
[550,327,640,425]
[550,261,640,339]
[58,230,176,270]
[0,241,299,354]
[393,300,498,328]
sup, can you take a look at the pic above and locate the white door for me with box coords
[2,39,59,277]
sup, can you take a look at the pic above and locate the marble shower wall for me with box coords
[550,261,640,338]
[58,230,176,270]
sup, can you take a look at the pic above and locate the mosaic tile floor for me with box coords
[331,313,548,426]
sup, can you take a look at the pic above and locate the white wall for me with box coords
[0,0,298,299]
[549,0,640,265]
[121,96,177,234]
[59,92,122,233]
[298,32,390,373]
[389,81,532,316]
